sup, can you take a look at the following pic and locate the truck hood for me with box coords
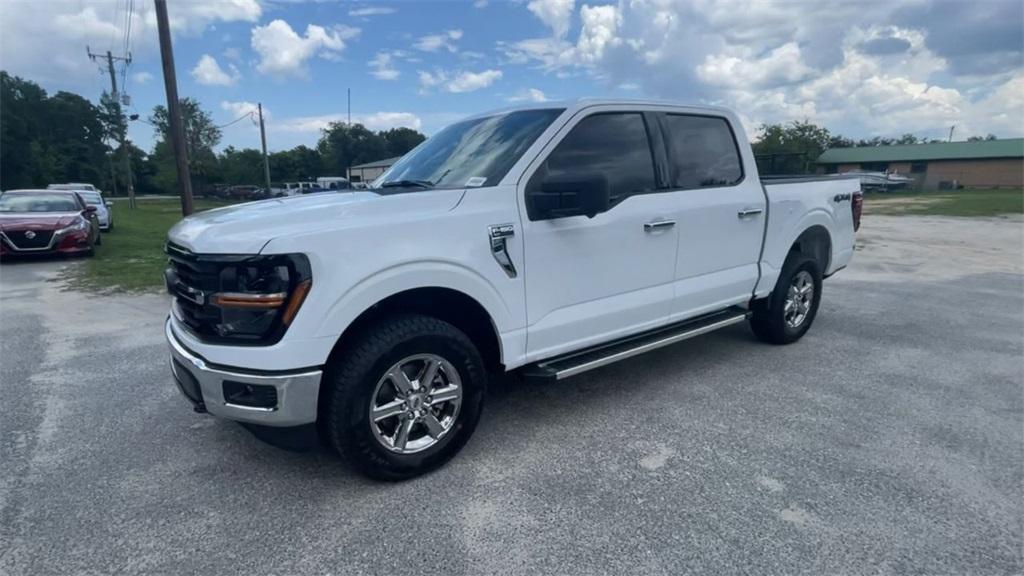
[168,190,465,254]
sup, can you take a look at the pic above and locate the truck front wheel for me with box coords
[322,314,486,480]
[749,255,822,345]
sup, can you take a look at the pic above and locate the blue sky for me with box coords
[2,0,1022,153]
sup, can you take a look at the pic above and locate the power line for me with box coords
[217,111,257,129]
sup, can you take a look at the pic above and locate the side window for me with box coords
[538,112,656,201]
[662,114,743,189]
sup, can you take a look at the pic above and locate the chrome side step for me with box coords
[521,307,750,382]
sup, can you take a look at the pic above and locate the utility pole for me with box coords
[154,0,194,216]
[258,103,272,194]
[948,125,955,143]
[347,88,351,125]
[88,47,135,208]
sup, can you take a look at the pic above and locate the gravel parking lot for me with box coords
[1,215,1021,576]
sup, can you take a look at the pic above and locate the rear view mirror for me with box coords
[105,201,113,207]
[84,205,98,213]
[527,173,611,220]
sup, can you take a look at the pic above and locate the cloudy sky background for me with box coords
[1,0,1021,152]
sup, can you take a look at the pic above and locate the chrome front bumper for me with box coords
[165,319,322,427]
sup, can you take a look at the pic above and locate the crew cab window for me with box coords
[541,113,656,201]
[661,114,743,189]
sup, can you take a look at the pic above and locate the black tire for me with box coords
[749,254,822,345]
[322,314,486,481]
[94,233,102,246]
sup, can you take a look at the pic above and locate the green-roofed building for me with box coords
[817,138,1024,190]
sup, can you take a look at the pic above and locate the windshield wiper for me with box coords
[379,179,434,189]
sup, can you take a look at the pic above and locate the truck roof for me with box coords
[462,98,738,122]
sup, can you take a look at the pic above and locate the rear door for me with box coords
[520,108,680,360]
[656,113,766,320]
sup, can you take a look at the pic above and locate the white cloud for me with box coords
[348,6,396,17]
[369,52,401,80]
[527,0,575,38]
[251,20,358,78]
[414,29,463,53]
[473,0,489,7]
[576,4,621,64]
[419,68,503,93]
[499,1,1024,139]
[697,42,812,89]
[132,72,154,85]
[275,111,422,133]
[1,1,260,90]
[191,54,241,86]
[221,100,264,119]
[449,69,503,92]
[508,88,549,102]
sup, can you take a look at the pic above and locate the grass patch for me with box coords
[864,188,1023,217]
[64,198,235,292]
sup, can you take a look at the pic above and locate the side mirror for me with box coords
[527,173,611,220]
[105,201,113,207]
[84,205,98,213]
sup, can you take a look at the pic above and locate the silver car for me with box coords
[47,185,114,231]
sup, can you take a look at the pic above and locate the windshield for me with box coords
[373,108,564,191]
[79,192,102,205]
[0,193,81,213]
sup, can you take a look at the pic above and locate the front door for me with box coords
[520,109,680,361]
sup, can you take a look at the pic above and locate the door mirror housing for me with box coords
[527,173,611,220]
[83,205,98,213]
[105,201,114,207]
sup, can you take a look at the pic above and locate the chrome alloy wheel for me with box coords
[369,354,463,454]
[784,270,815,329]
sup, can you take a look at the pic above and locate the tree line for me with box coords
[752,120,998,175]
[4,71,1003,191]
[1,72,425,195]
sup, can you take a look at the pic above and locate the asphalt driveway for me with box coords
[1,215,1021,576]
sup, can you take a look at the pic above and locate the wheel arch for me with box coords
[789,225,832,273]
[324,286,504,375]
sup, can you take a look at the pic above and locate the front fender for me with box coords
[314,260,515,342]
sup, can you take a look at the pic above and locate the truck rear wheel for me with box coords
[322,314,486,480]
[750,254,822,345]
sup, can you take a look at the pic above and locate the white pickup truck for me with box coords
[165,100,862,479]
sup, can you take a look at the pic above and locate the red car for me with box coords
[0,189,101,258]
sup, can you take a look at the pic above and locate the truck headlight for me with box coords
[165,249,312,344]
[210,258,312,339]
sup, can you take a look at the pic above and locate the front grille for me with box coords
[166,243,225,338]
[5,230,54,249]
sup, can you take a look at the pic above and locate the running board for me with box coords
[521,307,750,382]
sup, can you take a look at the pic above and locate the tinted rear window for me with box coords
[661,115,743,189]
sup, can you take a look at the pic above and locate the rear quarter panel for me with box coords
[755,178,859,298]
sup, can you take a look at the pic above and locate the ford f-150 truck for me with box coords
[165,100,862,480]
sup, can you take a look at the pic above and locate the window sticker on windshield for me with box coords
[465,177,487,187]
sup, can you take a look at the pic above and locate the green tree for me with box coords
[150,98,222,193]
[317,122,387,175]
[967,134,998,142]
[0,73,110,190]
[380,127,426,158]
[753,121,844,174]
[219,146,265,185]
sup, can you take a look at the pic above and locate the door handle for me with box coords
[737,208,763,218]
[644,220,676,232]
